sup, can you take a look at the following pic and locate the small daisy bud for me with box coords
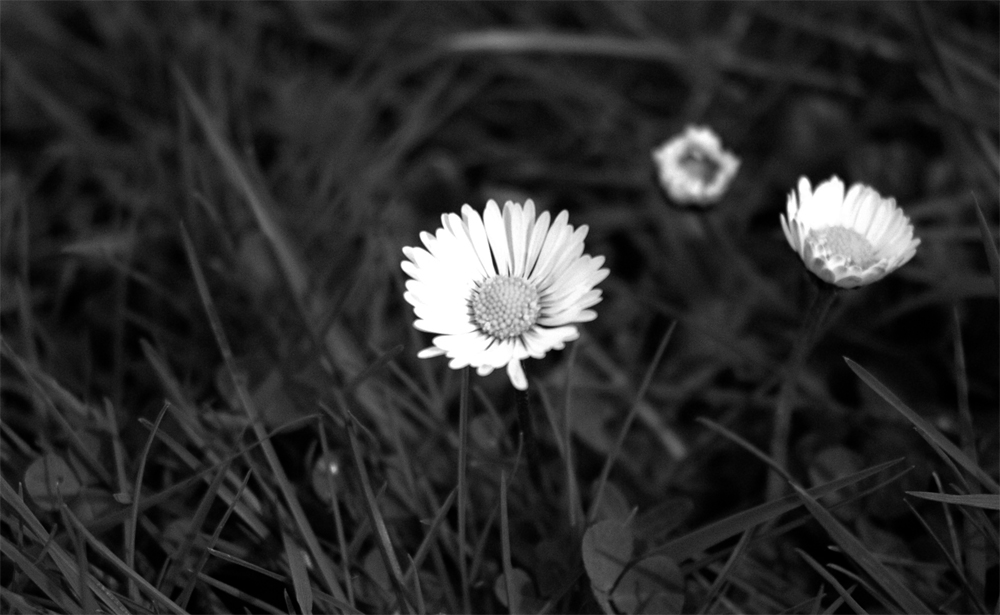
[652,125,741,207]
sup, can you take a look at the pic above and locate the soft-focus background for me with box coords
[1,3,997,614]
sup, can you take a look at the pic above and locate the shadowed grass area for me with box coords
[1,2,997,613]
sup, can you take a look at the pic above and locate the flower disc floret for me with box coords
[469,276,541,340]
[780,176,920,289]
[401,199,609,390]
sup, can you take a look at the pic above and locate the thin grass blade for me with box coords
[499,469,515,613]
[403,487,457,583]
[795,548,868,615]
[347,415,413,613]
[62,505,188,614]
[0,536,82,613]
[791,483,930,614]
[282,529,314,615]
[971,193,1000,297]
[845,357,999,493]
[650,458,902,561]
[906,491,1000,510]
[590,321,675,524]
[180,223,347,603]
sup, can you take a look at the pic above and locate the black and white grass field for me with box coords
[1,2,997,614]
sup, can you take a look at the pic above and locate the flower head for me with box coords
[652,125,741,206]
[402,200,608,390]
[780,176,920,289]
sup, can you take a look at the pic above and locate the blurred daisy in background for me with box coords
[652,125,741,206]
[402,199,608,390]
[781,176,920,289]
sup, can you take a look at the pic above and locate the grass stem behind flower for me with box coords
[766,282,839,502]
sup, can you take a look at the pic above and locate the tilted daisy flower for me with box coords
[401,199,609,390]
[652,125,741,206]
[780,176,920,289]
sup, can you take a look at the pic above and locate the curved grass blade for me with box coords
[845,357,999,493]
[62,505,188,614]
[795,548,867,615]
[791,483,930,614]
[971,193,1000,297]
[347,414,413,614]
[590,321,676,524]
[650,457,902,562]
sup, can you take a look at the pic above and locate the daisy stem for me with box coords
[457,366,471,613]
[516,387,543,487]
[766,281,838,502]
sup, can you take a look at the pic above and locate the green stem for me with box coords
[766,282,838,502]
[516,387,543,487]
[457,366,471,613]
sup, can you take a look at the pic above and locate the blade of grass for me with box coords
[174,70,307,299]
[0,536,82,613]
[180,223,347,603]
[649,453,903,562]
[177,469,253,611]
[196,572,284,615]
[402,487,457,584]
[795,548,868,615]
[125,401,168,603]
[931,472,964,574]
[282,528,314,615]
[823,585,859,615]
[318,424,356,609]
[951,308,977,466]
[346,413,413,614]
[590,321,676,524]
[62,505,188,615]
[845,357,999,493]
[165,458,232,594]
[58,504,97,615]
[445,30,861,94]
[1,479,130,615]
[970,193,1000,297]
[696,529,753,615]
[0,341,114,487]
[824,564,898,614]
[903,500,988,614]
[906,491,1000,510]
[790,482,931,614]
[499,469,515,614]
[682,463,914,582]
[0,586,51,615]
[696,416,930,611]
[408,554,426,615]
[347,344,405,393]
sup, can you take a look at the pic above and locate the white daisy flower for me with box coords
[652,125,741,206]
[780,176,920,289]
[402,199,609,390]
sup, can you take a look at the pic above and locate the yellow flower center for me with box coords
[679,146,722,184]
[469,276,541,340]
[810,226,879,268]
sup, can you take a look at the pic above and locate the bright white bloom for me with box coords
[652,125,741,206]
[402,200,609,390]
[781,176,920,289]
